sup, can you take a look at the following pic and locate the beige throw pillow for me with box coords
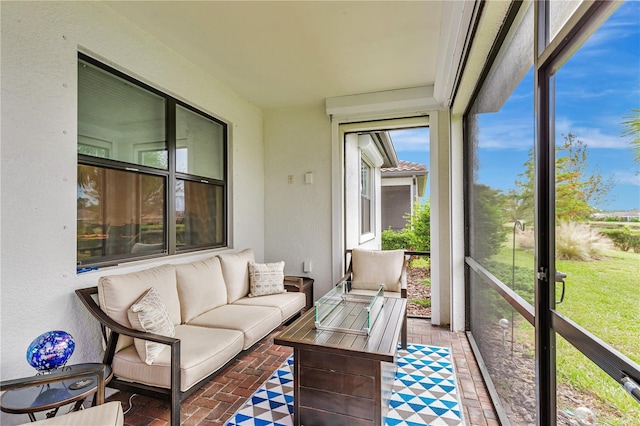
[248,261,286,297]
[127,287,175,365]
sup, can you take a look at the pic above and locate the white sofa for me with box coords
[77,248,305,425]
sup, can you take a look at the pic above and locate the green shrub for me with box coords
[406,201,430,251]
[381,199,431,251]
[471,184,507,259]
[600,227,640,252]
[381,228,412,250]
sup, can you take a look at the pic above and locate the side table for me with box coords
[284,276,314,311]
[0,363,113,422]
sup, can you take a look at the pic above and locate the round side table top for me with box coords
[0,363,113,415]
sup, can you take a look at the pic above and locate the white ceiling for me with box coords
[105,1,467,110]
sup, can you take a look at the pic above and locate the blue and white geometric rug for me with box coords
[225,344,464,426]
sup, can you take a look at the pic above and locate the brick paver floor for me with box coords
[107,318,497,426]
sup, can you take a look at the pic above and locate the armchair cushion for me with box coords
[18,401,123,426]
[351,249,405,293]
[127,287,176,365]
[175,256,228,323]
[218,248,254,303]
[248,261,286,297]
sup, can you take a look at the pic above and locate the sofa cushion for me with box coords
[248,261,286,297]
[98,264,179,351]
[175,256,228,323]
[112,324,243,392]
[234,292,306,322]
[188,304,281,350]
[127,287,176,365]
[351,249,405,292]
[218,249,254,303]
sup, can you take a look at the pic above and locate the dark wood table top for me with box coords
[274,297,406,363]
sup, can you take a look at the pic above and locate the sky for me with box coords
[390,1,640,212]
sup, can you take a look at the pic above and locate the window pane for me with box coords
[176,180,224,248]
[469,269,536,424]
[77,165,165,264]
[176,105,224,180]
[552,3,640,422]
[467,2,535,303]
[466,6,537,423]
[556,334,640,424]
[78,60,167,169]
[360,160,372,234]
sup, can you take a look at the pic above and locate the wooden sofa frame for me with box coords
[76,286,221,425]
[77,284,304,425]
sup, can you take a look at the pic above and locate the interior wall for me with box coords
[0,0,264,387]
[263,105,333,301]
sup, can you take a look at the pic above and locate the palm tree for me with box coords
[622,109,640,164]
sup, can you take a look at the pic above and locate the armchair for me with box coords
[342,248,408,348]
[0,364,123,426]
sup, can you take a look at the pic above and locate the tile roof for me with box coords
[382,160,428,173]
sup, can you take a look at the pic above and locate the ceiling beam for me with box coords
[325,86,440,119]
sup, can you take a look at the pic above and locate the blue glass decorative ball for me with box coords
[26,331,75,371]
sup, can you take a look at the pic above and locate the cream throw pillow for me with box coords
[127,287,175,365]
[248,261,286,297]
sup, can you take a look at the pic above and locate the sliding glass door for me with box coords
[549,1,640,423]
[465,1,640,424]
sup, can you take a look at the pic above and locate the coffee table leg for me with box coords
[401,315,407,349]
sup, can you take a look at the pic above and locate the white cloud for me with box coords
[475,119,534,151]
[555,117,632,149]
[390,128,430,152]
[612,169,640,187]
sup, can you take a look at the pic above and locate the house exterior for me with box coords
[381,160,429,231]
[1,1,637,425]
[344,131,399,249]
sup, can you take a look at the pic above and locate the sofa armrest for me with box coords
[400,255,408,298]
[338,271,352,284]
[283,276,303,291]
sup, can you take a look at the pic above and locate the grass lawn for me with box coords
[489,245,639,424]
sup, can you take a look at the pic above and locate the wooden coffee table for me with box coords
[274,289,406,426]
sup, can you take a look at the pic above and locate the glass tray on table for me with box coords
[314,281,385,335]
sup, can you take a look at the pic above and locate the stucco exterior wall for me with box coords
[263,106,333,300]
[0,0,265,391]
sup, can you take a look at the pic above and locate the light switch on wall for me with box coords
[304,172,313,184]
[303,260,312,273]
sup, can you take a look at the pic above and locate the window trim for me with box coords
[359,155,374,240]
[77,53,228,267]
